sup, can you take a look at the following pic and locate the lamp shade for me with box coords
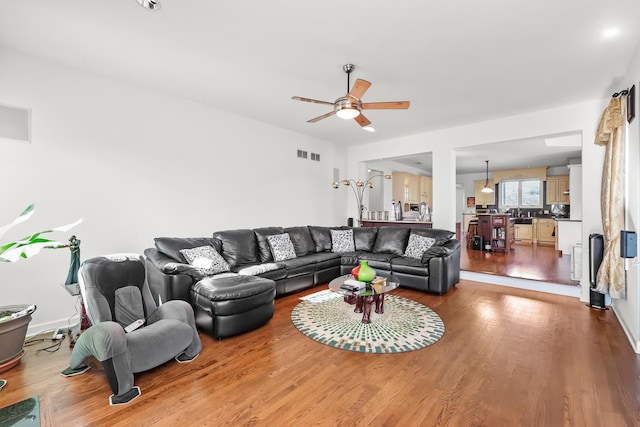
[336,106,360,120]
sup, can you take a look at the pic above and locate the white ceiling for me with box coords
[1,1,638,170]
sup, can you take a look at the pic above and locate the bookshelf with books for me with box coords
[478,214,512,253]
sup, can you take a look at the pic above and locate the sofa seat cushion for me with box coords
[391,257,429,276]
[230,262,287,281]
[357,252,396,271]
[302,252,342,270]
[191,274,275,301]
[276,256,315,277]
[339,251,366,266]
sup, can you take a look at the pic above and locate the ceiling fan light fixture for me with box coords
[335,98,361,119]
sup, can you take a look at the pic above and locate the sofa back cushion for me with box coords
[154,237,222,263]
[254,227,285,262]
[284,226,316,256]
[212,229,258,268]
[409,228,455,246]
[372,227,411,255]
[308,226,332,252]
[308,226,349,252]
[353,227,378,251]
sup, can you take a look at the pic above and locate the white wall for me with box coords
[611,41,640,351]
[0,47,347,333]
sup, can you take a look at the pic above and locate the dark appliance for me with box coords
[589,233,606,309]
[472,235,484,251]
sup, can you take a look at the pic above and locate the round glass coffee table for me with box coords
[328,274,400,324]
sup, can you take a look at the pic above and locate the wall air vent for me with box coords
[297,149,308,159]
[311,153,320,161]
[0,103,31,143]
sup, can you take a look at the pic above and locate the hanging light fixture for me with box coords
[481,160,494,193]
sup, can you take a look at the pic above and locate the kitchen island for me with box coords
[359,219,433,229]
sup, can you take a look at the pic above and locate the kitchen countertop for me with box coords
[359,219,432,224]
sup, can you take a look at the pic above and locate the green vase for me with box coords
[357,260,376,283]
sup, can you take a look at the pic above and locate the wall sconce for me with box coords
[332,173,392,221]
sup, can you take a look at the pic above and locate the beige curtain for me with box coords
[594,96,626,298]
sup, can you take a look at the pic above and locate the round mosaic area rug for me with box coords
[291,291,444,353]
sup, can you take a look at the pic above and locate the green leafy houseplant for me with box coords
[0,204,83,263]
[0,205,83,372]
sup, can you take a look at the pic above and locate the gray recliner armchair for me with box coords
[61,254,202,405]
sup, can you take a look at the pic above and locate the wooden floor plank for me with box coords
[461,241,575,285]
[1,281,639,426]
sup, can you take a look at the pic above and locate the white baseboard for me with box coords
[460,271,582,298]
[611,305,640,354]
[27,316,80,338]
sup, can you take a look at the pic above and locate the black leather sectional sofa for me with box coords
[144,226,460,338]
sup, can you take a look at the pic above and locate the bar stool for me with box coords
[467,220,479,248]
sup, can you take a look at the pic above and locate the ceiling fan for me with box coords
[292,64,410,131]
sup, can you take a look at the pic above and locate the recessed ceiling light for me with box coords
[137,0,161,10]
[602,28,620,38]
[362,126,375,132]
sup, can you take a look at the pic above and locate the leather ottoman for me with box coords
[190,274,276,339]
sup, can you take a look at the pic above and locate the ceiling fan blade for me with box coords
[292,96,335,106]
[348,79,371,101]
[308,110,336,123]
[361,101,410,110]
[354,113,371,127]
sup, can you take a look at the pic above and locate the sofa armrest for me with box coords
[425,239,461,295]
[144,248,198,303]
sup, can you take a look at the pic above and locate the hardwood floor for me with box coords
[1,281,639,426]
[461,240,576,286]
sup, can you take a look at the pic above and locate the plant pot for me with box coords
[0,305,36,373]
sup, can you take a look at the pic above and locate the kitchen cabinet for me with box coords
[478,214,512,253]
[392,172,427,207]
[420,176,432,207]
[514,224,533,243]
[534,218,556,246]
[474,180,495,206]
[546,175,570,205]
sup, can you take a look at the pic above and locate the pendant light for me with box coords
[481,160,494,193]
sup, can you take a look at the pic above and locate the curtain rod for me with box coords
[612,89,629,98]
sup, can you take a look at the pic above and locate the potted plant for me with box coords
[0,205,83,373]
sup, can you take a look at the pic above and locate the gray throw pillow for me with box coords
[267,233,297,261]
[404,234,436,260]
[179,246,230,276]
[331,229,355,253]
